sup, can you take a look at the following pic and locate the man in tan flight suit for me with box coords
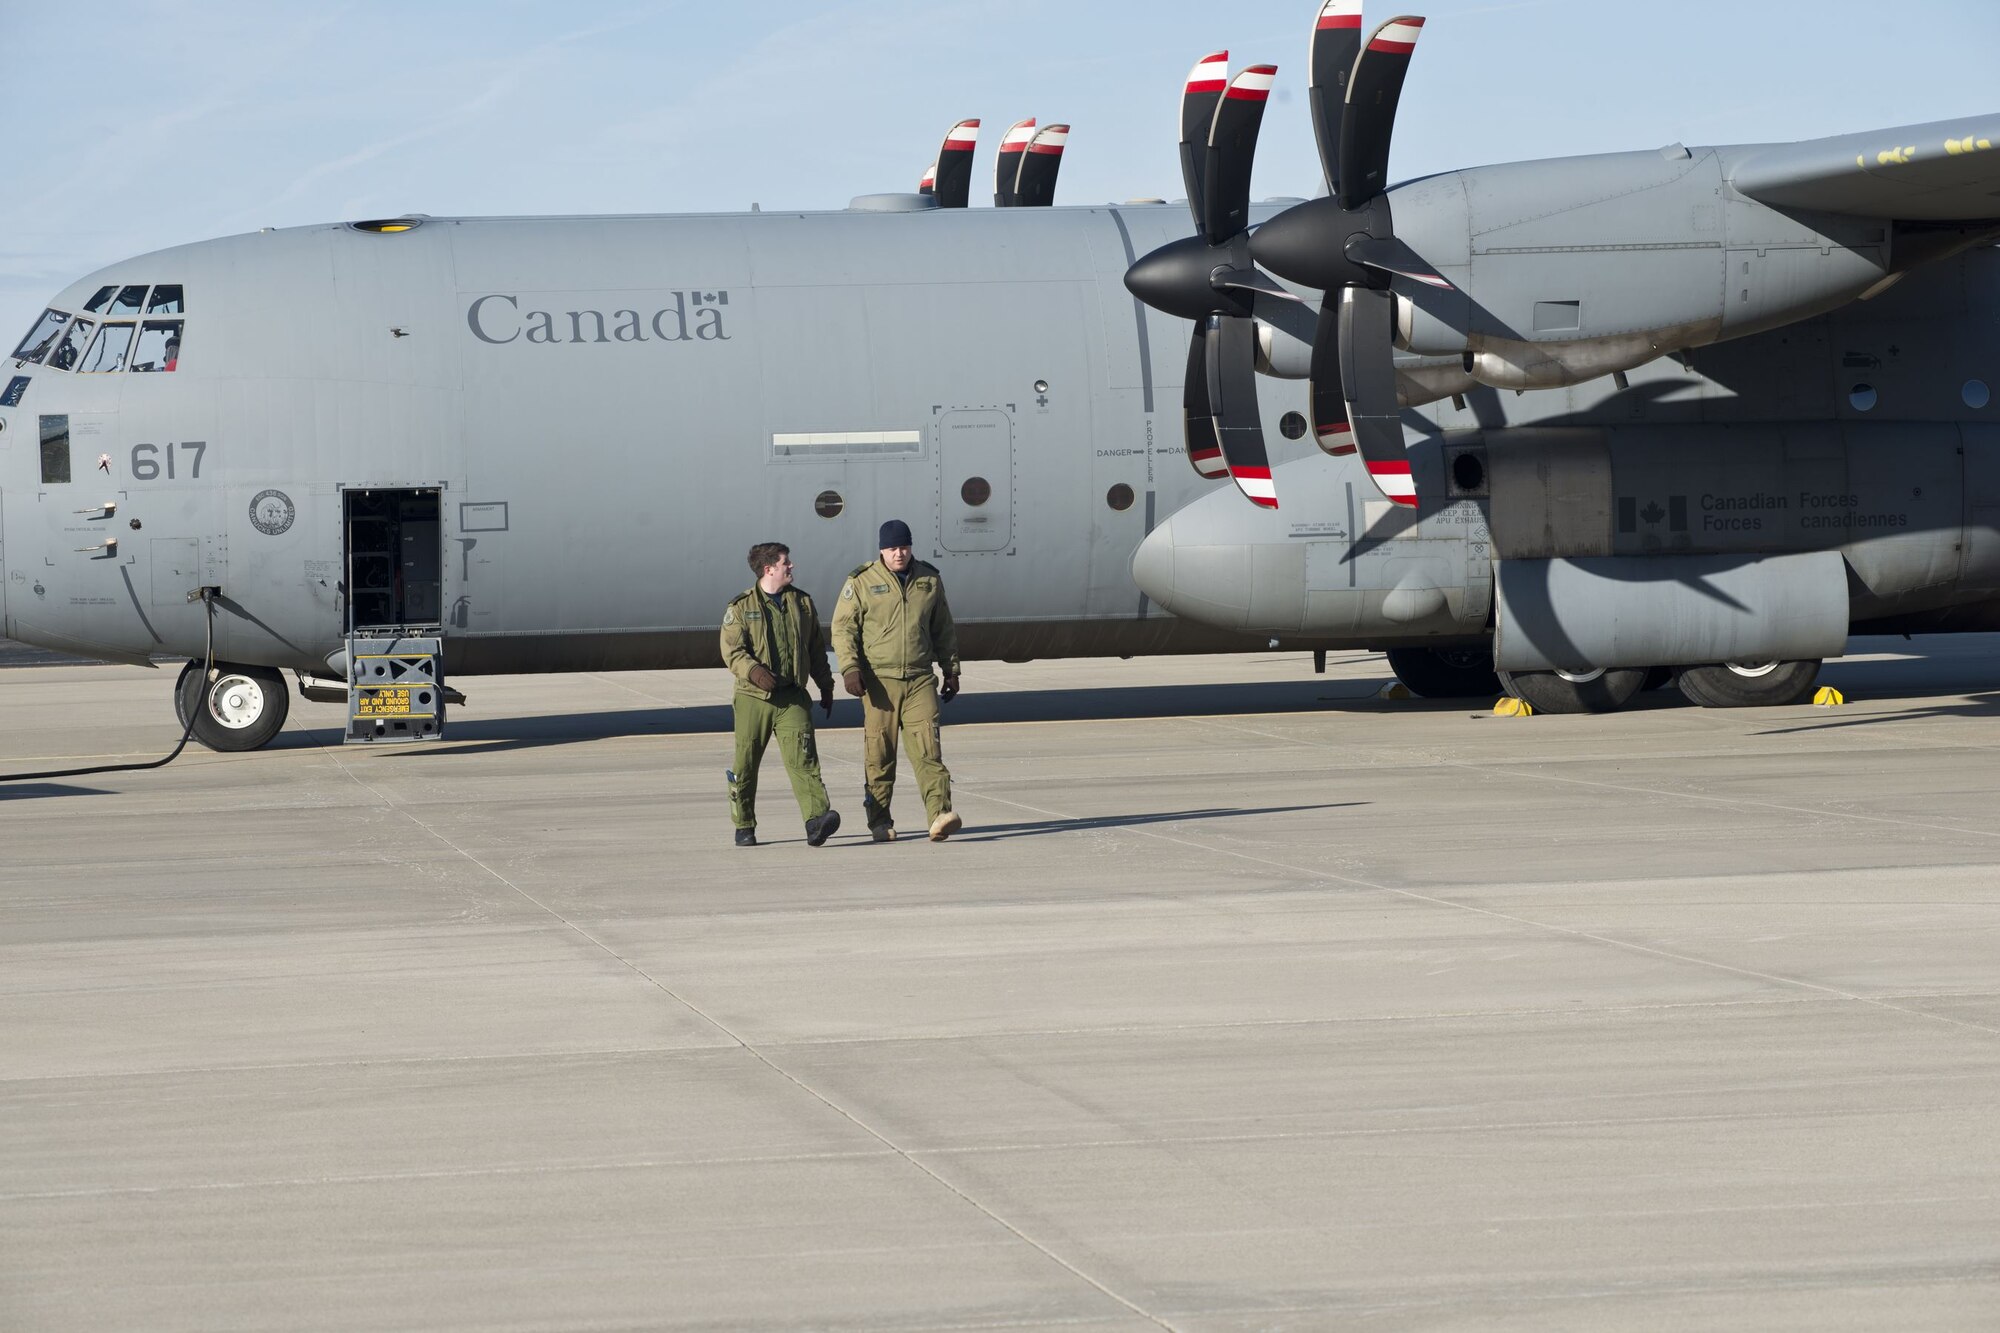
[832,519,962,842]
[720,542,840,848]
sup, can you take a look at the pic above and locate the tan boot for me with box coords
[927,810,962,842]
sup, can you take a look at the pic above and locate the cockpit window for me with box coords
[79,322,135,373]
[11,309,69,364]
[130,319,182,373]
[146,284,185,314]
[47,318,93,371]
[82,285,118,314]
[108,285,148,318]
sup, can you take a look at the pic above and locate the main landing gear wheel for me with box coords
[1676,660,1822,708]
[1385,646,1501,699]
[1496,666,1647,715]
[175,661,290,752]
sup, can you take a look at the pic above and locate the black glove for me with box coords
[939,674,960,703]
[819,685,834,719]
[843,670,864,697]
[747,664,778,692]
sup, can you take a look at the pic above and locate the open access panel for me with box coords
[342,487,446,743]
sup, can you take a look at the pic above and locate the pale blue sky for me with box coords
[4,0,1996,342]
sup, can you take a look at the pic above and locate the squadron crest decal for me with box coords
[249,489,297,536]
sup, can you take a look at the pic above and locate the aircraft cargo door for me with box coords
[937,409,1014,554]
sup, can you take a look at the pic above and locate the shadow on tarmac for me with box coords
[330,677,1454,756]
[240,634,2000,754]
[955,802,1364,842]
[0,783,115,801]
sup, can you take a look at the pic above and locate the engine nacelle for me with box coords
[1253,319,1312,379]
[1384,149,1899,393]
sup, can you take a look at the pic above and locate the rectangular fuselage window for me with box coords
[40,414,70,484]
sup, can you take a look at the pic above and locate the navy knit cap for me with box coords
[878,518,913,548]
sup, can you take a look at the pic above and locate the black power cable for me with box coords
[0,588,218,783]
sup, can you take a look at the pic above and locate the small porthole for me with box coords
[814,490,844,519]
[1965,379,1991,410]
[960,476,991,506]
[1279,411,1307,440]
[1849,384,1878,412]
[1033,379,1049,394]
[1106,483,1134,512]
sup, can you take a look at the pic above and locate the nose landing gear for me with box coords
[174,661,290,752]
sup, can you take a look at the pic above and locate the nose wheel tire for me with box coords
[1497,666,1646,715]
[1385,646,1501,699]
[174,661,291,752]
[1676,659,1822,708]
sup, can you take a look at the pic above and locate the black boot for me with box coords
[805,809,841,847]
[734,828,757,847]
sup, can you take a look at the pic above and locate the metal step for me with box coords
[343,635,447,743]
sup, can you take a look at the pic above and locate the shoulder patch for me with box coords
[722,606,737,625]
[840,584,855,600]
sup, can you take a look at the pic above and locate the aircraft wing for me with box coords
[1730,115,2000,221]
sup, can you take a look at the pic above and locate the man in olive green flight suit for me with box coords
[831,518,962,842]
[720,542,840,848]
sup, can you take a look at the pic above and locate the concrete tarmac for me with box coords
[3,641,2000,1330]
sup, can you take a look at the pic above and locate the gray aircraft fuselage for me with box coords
[2,202,1274,674]
[2,197,1997,691]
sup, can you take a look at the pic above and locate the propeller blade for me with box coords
[1346,233,1453,290]
[1013,124,1070,207]
[1309,2,1364,195]
[1308,299,1354,455]
[919,163,936,195]
[933,119,979,209]
[1183,322,1229,480]
[1337,17,1425,210]
[1208,314,1277,508]
[1337,286,1416,506]
[994,118,1036,207]
[1179,51,1229,232]
[1201,65,1277,245]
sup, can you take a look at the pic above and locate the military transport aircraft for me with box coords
[2,0,1997,751]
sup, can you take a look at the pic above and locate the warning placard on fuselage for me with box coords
[356,686,417,717]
